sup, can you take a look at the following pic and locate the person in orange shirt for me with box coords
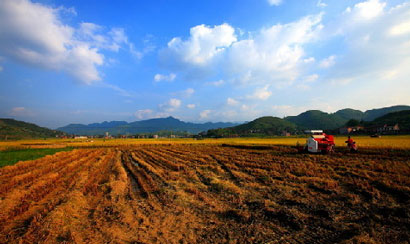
[345,136,357,152]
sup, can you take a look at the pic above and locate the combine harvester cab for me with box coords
[298,130,335,154]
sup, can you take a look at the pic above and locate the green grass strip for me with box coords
[0,147,73,168]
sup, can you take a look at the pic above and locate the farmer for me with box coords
[345,136,357,152]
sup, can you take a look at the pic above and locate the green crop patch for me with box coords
[0,147,73,167]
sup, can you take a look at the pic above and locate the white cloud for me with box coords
[319,55,336,68]
[159,98,181,112]
[271,105,305,117]
[351,0,386,21]
[161,14,322,87]
[321,1,410,94]
[227,97,239,106]
[186,104,196,109]
[303,57,315,63]
[100,83,133,97]
[12,107,25,113]
[247,85,272,100]
[168,98,181,108]
[0,0,132,84]
[226,14,323,85]
[9,106,34,117]
[296,74,319,90]
[77,24,131,52]
[267,0,282,6]
[381,69,399,80]
[154,73,176,82]
[171,88,195,98]
[389,20,410,36]
[129,43,143,59]
[317,0,327,8]
[304,74,319,82]
[205,79,225,86]
[161,23,236,66]
[241,104,250,111]
[200,110,211,119]
[134,109,171,120]
[109,28,128,47]
[182,88,194,97]
[153,0,410,122]
[134,109,154,120]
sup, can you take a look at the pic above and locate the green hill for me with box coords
[368,110,410,132]
[285,110,346,130]
[206,116,298,137]
[363,105,410,121]
[335,108,364,121]
[283,106,410,130]
[0,118,65,140]
[205,105,410,137]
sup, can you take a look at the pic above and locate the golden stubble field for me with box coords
[1,135,410,150]
[0,137,409,243]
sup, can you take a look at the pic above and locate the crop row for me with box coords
[0,145,408,243]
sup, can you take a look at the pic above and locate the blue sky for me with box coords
[0,0,409,128]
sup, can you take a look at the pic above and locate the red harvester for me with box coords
[297,130,335,154]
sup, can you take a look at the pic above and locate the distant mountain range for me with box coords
[2,105,409,139]
[58,117,239,135]
[284,105,410,130]
[0,118,65,140]
[206,105,410,137]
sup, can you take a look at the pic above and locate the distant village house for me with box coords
[339,126,364,135]
[366,123,400,134]
[74,136,87,139]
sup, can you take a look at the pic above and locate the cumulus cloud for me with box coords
[267,0,283,6]
[77,23,130,52]
[186,104,196,109]
[181,88,194,97]
[154,0,410,122]
[134,109,154,120]
[389,20,410,36]
[159,98,181,112]
[171,88,195,98]
[323,1,410,88]
[154,73,176,82]
[247,86,272,100]
[0,0,132,84]
[199,110,211,119]
[227,14,322,84]
[348,0,386,21]
[335,0,386,37]
[161,14,323,86]
[160,23,236,74]
[226,97,239,106]
[319,55,336,68]
[317,0,327,8]
[134,109,171,120]
[303,57,315,63]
